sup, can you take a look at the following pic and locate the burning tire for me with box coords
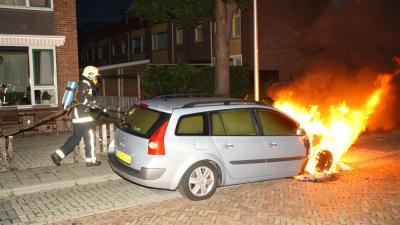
[315,150,333,172]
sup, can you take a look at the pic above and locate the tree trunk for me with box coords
[214,0,230,97]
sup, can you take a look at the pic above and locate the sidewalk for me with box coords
[0,162,120,197]
[0,133,120,197]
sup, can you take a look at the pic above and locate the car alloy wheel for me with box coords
[179,161,219,201]
[189,166,215,197]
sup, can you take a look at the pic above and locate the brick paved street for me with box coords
[55,130,400,225]
[0,130,399,225]
[0,179,180,225]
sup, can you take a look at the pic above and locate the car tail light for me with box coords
[148,120,169,155]
[139,103,149,108]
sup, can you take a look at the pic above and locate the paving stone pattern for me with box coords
[53,130,400,225]
[12,133,75,170]
[0,179,180,225]
[0,163,119,196]
[56,153,400,225]
[0,130,399,225]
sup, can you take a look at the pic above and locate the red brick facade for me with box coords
[242,0,326,82]
[53,0,79,105]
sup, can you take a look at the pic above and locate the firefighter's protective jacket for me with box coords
[72,77,97,123]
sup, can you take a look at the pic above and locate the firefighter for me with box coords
[51,66,103,167]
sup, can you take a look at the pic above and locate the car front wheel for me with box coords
[178,161,219,201]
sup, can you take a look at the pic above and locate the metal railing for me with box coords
[73,123,115,162]
[96,96,138,121]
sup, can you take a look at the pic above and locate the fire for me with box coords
[273,74,394,175]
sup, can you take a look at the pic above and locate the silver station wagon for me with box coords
[108,95,310,200]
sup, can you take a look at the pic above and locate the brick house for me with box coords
[80,0,326,99]
[79,13,242,100]
[0,0,78,108]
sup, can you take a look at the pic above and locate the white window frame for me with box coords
[229,54,242,66]
[29,46,58,106]
[0,0,53,11]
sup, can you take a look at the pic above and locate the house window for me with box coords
[0,48,57,106]
[0,48,30,106]
[232,11,241,38]
[195,24,203,42]
[29,0,51,8]
[229,55,242,66]
[152,32,167,51]
[0,0,25,6]
[176,28,183,46]
[132,37,143,54]
[33,50,53,86]
[0,0,52,9]
[32,49,56,105]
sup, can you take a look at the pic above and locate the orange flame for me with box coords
[273,74,394,175]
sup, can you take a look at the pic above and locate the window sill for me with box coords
[230,36,241,40]
[0,104,58,109]
[0,5,53,11]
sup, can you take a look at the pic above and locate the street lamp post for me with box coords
[253,0,259,101]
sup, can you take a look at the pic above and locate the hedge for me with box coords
[141,64,250,98]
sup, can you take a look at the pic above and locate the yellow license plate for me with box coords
[117,150,132,164]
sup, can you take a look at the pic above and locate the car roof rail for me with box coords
[153,93,221,100]
[182,100,264,108]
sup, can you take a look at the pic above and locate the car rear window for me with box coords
[176,113,207,135]
[119,105,170,137]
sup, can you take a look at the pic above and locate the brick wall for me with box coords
[53,0,79,106]
[242,0,327,82]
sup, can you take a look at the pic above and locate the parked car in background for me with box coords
[108,95,310,200]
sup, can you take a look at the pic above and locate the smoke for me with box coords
[303,0,400,72]
[269,0,400,130]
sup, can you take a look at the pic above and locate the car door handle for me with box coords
[220,144,234,149]
[266,142,278,148]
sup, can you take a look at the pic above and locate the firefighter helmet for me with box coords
[82,66,100,84]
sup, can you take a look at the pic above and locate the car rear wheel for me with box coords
[178,161,219,201]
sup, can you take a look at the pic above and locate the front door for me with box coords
[255,109,307,176]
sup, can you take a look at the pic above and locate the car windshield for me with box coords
[119,105,169,137]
